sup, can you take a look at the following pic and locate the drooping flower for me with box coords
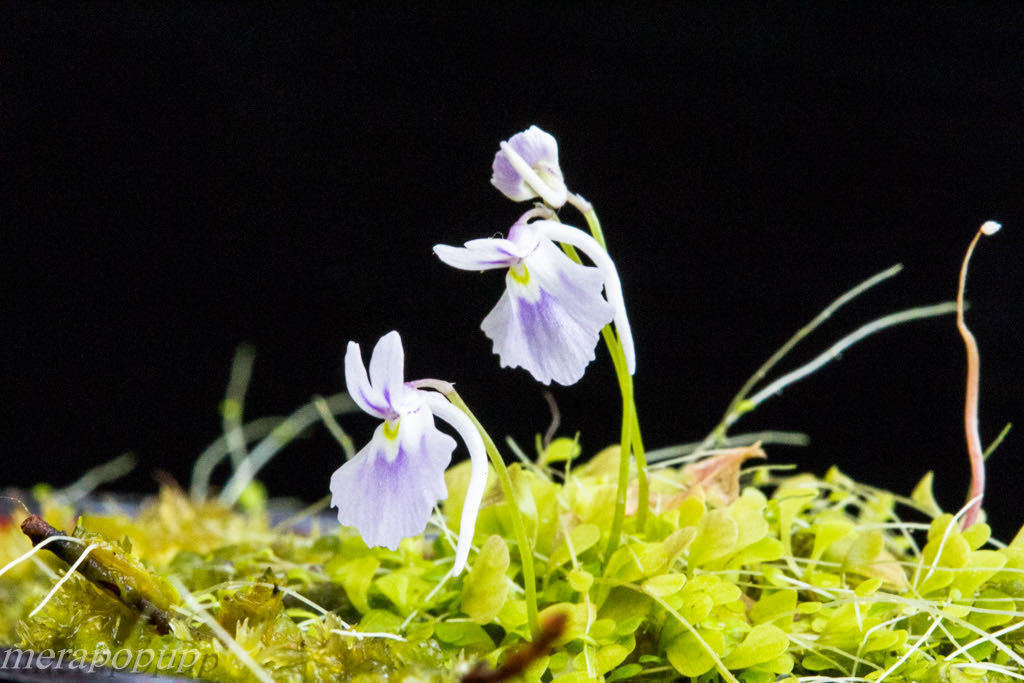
[330,331,487,575]
[491,126,568,209]
[434,212,635,386]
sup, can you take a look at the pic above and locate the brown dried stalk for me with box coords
[958,220,1001,529]
[20,514,176,634]
[462,612,568,682]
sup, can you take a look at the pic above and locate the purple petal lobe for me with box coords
[330,410,454,550]
[482,239,613,385]
[344,341,389,418]
[490,151,536,202]
[507,126,560,169]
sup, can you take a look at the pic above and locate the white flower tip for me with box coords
[980,220,1001,236]
[378,329,402,347]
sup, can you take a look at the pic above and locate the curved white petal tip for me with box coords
[422,393,487,576]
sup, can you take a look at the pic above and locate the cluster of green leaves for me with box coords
[435,447,1024,681]
[2,448,1024,681]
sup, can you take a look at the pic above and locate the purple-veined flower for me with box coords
[330,331,487,575]
[491,126,568,209]
[434,211,635,386]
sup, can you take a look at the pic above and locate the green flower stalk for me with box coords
[440,387,541,640]
[568,195,650,549]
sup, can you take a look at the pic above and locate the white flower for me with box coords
[491,126,568,209]
[434,213,635,386]
[330,331,487,575]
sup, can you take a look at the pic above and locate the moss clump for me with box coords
[2,449,1023,682]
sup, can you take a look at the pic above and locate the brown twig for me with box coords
[462,612,568,682]
[957,220,1000,529]
[20,514,175,634]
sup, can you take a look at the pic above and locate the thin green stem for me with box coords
[53,453,135,507]
[570,198,649,547]
[577,203,607,250]
[557,240,649,553]
[745,302,957,410]
[627,375,648,527]
[222,344,257,469]
[982,423,1012,462]
[312,395,356,459]
[697,264,904,453]
[606,368,634,557]
[218,393,357,506]
[443,389,540,640]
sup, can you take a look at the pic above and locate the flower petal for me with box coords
[482,239,613,385]
[421,392,488,576]
[344,340,389,419]
[330,409,454,550]
[490,126,568,208]
[511,125,559,164]
[368,330,406,410]
[537,221,636,375]
[490,149,537,203]
[433,238,522,271]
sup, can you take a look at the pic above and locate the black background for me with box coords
[2,5,1023,539]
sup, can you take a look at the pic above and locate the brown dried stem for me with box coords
[20,514,176,634]
[957,221,1000,528]
[462,612,567,682]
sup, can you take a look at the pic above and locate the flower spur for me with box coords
[434,210,635,386]
[329,331,487,575]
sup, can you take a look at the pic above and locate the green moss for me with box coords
[3,457,1023,682]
